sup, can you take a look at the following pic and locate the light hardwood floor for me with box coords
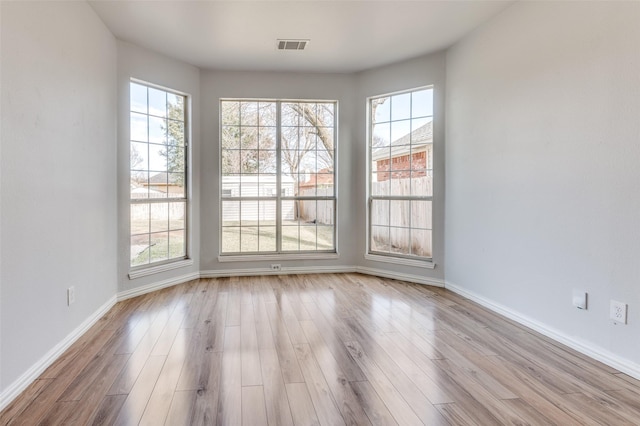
[2,273,640,425]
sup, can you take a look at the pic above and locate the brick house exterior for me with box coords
[373,121,432,182]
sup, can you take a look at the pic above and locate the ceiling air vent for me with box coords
[277,39,309,51]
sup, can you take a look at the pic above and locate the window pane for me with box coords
[371,200,389,226]
[150,203,169,233]
[411,200,432,230]
[149,117,167,144]
[259,227,276,252]
[241,227,259,252]
[371,174,390,196]
[411,229,432,257]
[259,127,276,150]
[316,199,334,225]
[222,150,240,175]
[222,227,240,252]
[131,171,148,199]
[371,226,390,253]
[222,126,240,150]
[389,227,410,255]
[318,103,335,127]
[130,83,148,114]
[131,234,150,266]
[391,93,411,121]
[131,113,148,142]
[222,201,240,225]
[131,204,149,235]
[167,93,184,119]
[391,120,411,145]
[222,101,240,125]
[412,89,433,118]
[168,173,185,197]
[241,127,258,150]
[150,232,169,263]
[169,202,186,230]
[148,88,167,117]
[131,142,149,171]
[390,200,410,228]
[300,225,317,250]
[372,97,390,123]
[258,151,277,175]
[168,120,184,146]
[149,145,168,172]
[317,225,334,250]
[372,123,391,147]
[259,102,276,127]
[169,230,185,258]
[411,172,432,197]
[241,102,259,126]
[282,225,299,251]
[240,150,259,174]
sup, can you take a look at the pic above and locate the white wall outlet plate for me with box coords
[572,290,587,310]
[610,300,627,324]
[67,286,75,306]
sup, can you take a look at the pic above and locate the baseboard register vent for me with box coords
[277,39,309,50]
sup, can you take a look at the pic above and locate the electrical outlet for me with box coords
[572,289,587,310]
[67,286,75,306]
[271,264,281,271]
[610,300,627,324]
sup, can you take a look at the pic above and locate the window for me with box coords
[368,87,433,261]
[220,100,336,255]
[130,81,188,268]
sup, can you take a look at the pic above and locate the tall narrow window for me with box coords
[368,87,433,261]
[220,100,336,255]
[130,81,188,268]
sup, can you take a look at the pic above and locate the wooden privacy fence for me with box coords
[298,188,335,225]
[370,176,432,256]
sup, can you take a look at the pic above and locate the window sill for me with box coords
[218,253,339,263]
[129,258,194,280]
[364,253,435,269]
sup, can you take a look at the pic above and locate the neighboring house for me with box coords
[372,121,432,182]
[298,167,334,192]
[144,172,184,194]
[221,175,295,221]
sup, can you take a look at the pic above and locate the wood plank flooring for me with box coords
[2,273,640,425]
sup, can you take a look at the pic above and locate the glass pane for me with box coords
[317,134,334,169]
[280,175,295,197]
[167,120,184,146]
[259,102,276,127]
[282,225,299,251]
[131,234,150,266]
[259,227,276,252]
[222,227,240,252]
[167,93,184,120]
[411,117,432,145]
[411,229,432,257]
[371,200,389,226]
[131,171,148,199]
[222,101,240,125]
[280,149,298,177]
[221,177,239,198]
[318,103,334,127]
[149,117,167,144]
[371,173,390,196]
[316,199,334,225]
[300,150,317,173]
[298,200,317,223]
[389,227,410,255]
[301,103,317,126]
[131,204,149,235]
[240,227,259,252]
[391,149,411,172]
[391,92,411,121]
[166,144,184,172]
[222,201,240,225]
[411,200,432,230]
[317,225,334,250]
[259,127,276,150]
[410,172,432,197]
[390,200,410,228]
[391,120,411,145]
[372,97,390,123]
[148,88,167,117]
[281,103,300,126]
[300,225,317,250]
[222,126,240,149]
[241,127,258,150]
[371,226,390,253]
[240,200,258,226]
[130,113,148,142]
[149,144,168,172]
[389,173,411,197]
[241,102,259,126]
[259,200,276,226]
[222,150,240,175]
[372,123,391,147]
[412,89,433,118]
[258,151,276,174]
[169,201,186,230]
[169,230,185,258]
[168,173,185,197]
[282,200,295,221]
[240,150,259,175]
[150,203,169,233]
[130,83,147,114]
[131,142,149,171]
[240,175,259,197]
[150,232,169,263]
[410,145,427,172]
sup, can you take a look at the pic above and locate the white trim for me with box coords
[445,280,640,381]
[356,266,444,287]
[218,253,339,263]
[0,295,117,412]
[118,271,200,301]
[128,258,194,280]
[201,265,354,278]
[364,253,435,269]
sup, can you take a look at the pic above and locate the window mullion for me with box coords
[276,101,282,253]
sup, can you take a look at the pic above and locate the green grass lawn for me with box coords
[222,220,334,253]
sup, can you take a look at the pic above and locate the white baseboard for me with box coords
[445,281,640,381]
[356,266,445,287]
[0,295,117,412]
[117,272,200,301]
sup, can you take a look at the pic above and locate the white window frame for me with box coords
[129,79,190,273]
[219,99,338,260]
[366,86,434,268]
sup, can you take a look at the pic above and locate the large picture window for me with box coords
[368,87,433,261]
[130,81,188,268]
[220,100,336,255]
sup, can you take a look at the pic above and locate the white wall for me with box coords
[355,53,447,283]
[117,41,201,293]
[446,2,640,373]
[199,70,358,272]
[0,0,117,398]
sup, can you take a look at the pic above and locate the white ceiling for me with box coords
[89,1,512,73]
